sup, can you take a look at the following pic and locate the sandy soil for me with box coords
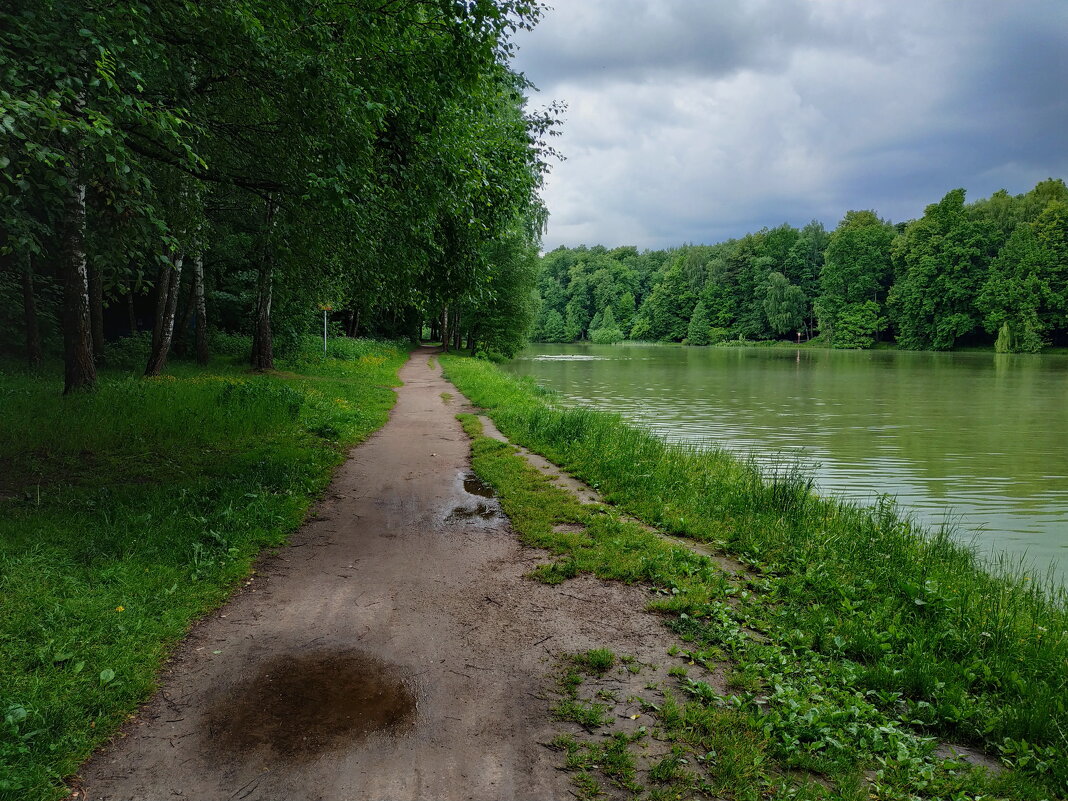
[75,347,671,801]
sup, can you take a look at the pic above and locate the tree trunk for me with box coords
[62,178,96,394]
[453,308,462,351]
[440,306,449,353]
[251,263,273,369]
[89,257,104,361]
[127,289,138,334]
[150,259,171,357]
[251,199,276,370]
[21,254,43,368]
[172,273,197,356]
[144,253,183,376]
[193,252,209,365]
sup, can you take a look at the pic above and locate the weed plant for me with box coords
[0,338,406,800]
[445,356,1068,797]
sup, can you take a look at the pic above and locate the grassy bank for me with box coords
[443,356,1067,799]
[0,338,406,801]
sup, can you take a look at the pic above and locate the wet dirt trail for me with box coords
[77,347,665,801]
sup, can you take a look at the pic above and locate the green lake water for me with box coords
[503,343,1068,585]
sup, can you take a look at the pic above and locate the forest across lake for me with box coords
[505,343,1068,585]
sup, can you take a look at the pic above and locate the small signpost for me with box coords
[319,304,333,355]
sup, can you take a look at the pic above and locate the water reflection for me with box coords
[505,343,1068,584]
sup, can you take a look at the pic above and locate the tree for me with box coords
[686,300,711,345]
[817,211,894,348]
[889,189,996,350]
[978,200,1068,352]
[590,305,623,344]
[784,220,829,334]
[763,272,806,336]
[635,256,694,341]
[2,0,554,381]
[834,300,881,349]
[462,226,541,358]
[615,291,636,333]
[541,309,567,342]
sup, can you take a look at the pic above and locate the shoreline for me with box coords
[443,353,1068,798]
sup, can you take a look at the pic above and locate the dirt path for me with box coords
[77,347,668,801]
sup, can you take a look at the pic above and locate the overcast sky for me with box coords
[510,0,1068,251]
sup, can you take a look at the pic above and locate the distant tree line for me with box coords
[533,179,1068,352]
[1,0,556,391]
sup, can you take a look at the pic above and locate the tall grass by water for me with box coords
[0,336,406,801]
[443,356,1068,794]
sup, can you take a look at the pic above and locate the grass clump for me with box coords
[445,356,1068,799]
[0,340,406,801]
[573,649,616,675]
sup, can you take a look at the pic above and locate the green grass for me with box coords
[0,337,406,801]
[446,356,1068,799]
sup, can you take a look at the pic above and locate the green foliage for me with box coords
[830,300,881,349]
[889,189,998,350]
[762,272,806,336]
[708,326,731,344]
[532,245,664,343]
[639,258,697,341]
[1,1,553,377]
[686,300,711,345]
[589,306,623,344]
[540,309,568,343]
[979,201,1068,352]
[817,211,894,349]
[101,333,153,371]
[530,179,1067,353]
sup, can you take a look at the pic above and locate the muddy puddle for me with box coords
[462,472,495,498]
[203,650,416,761]
[446,501,499,521]
[445,472,502,523]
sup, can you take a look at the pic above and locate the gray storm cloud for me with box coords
[513,0,1068,249]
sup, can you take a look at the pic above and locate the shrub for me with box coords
[104,332,153,371]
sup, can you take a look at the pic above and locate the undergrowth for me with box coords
[448,357,1067,800]
[0,337,406,800]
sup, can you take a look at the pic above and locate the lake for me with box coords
[503,343,1068,585]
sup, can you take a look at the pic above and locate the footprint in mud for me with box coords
[203,651,416,762]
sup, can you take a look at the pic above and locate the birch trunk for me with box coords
[144,253,183,376]
[62,179,96,394]
[193,253,209,365]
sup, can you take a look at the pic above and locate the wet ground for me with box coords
[203,650,417,761]
[74,347,671,801]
